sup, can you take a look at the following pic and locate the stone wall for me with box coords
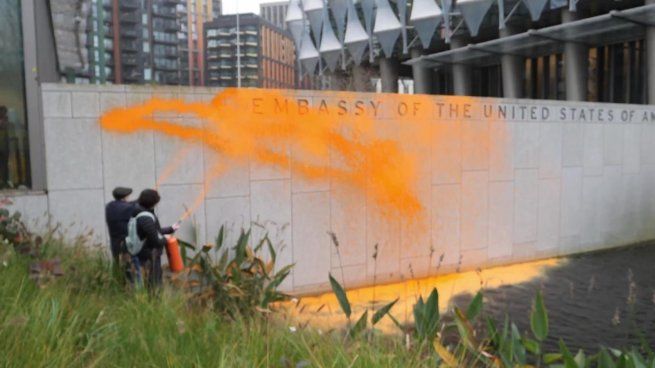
[7,83,655,294]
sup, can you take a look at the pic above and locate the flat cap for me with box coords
[112,187,133,200]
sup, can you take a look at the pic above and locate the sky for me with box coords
[222,0,284,15]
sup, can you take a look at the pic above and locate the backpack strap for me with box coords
[136,211,156,221]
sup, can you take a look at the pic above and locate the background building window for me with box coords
[0,0,31,189]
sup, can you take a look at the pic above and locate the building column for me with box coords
[379,57,399,93]
[411,49,432,95]
[647,0,655,104]
[500,27,524,98]
[562,10,588,101]
[451,37,472,95]
[352,64,373,92]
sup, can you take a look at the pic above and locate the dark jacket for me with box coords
[106,200,136,257]
[132,205,174,253]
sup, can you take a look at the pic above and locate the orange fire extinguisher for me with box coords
[165,236,184,273]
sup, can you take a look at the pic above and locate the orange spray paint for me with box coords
[156,144,194,189]
[100,89,507,224]
[178,162,225,222]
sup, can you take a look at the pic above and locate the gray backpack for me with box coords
[125,212,156,256]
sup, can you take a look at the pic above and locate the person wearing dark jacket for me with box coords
[105,187,136,263]
[132,189,179,288]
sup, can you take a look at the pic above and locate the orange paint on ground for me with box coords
[280,258,563,335]
[101,89,507,222]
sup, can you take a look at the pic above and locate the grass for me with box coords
[0,242,433,368]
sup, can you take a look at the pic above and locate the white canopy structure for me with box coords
[344,0,369,65]
[523,0,550,21]
[456,0,494,37]
[373,0,402,58]
[409,0,443,49]
[285,0,304,47]
[283,0,630,86]
[302,0,324,46]
[298,26,320,74]
[319,6,343,71]
[330,0,349,42]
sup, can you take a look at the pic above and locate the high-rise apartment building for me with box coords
[86,0,221,86]
[146,0,180,85]
[260,1,288,30]
[178,0,222,86]
[204,13,296,89]
[86,0,144,84]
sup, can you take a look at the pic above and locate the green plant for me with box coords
[328,273,398,338]
[174,225,293,318]
[0,200,32,250]
[434,290,552,367]
[413,287,441,344]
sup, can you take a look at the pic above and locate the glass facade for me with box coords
[0,0,31,189]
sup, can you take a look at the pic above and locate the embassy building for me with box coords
[285,0,655,104]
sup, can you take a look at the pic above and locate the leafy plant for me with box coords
[328,272,398,338]
[173,225,293,318]
[0,201,32,250]
[435,290,552,368]
[531,290,549,343]
[413,288,440,343]
[329,273,351,320]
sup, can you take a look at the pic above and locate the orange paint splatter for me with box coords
[100,89,506,222]
[179,162,225,222]
[156,144,194,189]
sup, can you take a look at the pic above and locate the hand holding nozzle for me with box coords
[171,220,182,232]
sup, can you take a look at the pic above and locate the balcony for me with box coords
[152,6,177,19]
[154,60,178,71]
[121,28,139,39]
[152,33,178,45]
[120,13,140,24]
[164,23,179,32]
[155,52,178,60]
[123,70,142,81]
[103,0,139,10]
[120,0,140,10]
[121,40,140,53]
[121,54,139,65]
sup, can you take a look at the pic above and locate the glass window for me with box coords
[0,0,31,188]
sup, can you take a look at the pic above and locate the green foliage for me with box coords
[372,298,398,326]
[172,225,293,317]
[0,201,33,251]
[531,290,549,342]
[329,273,351,319]
[0,252,428,367]
[466,291,484,320]
[3,200,655,367]
[413,288,440,343]
[328,274,398,338]
[350,310,368,338]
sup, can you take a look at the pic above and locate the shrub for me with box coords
[173,226,293,318]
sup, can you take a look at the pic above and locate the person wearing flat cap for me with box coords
[105,187,136,264]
